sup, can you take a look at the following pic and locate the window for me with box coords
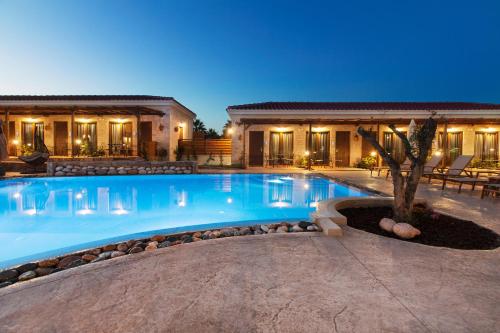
[475,132,498,161]
[306,132,330,164]
[76,122,97,154]
[383,131,406,163]
[269,132,293,160]
[109,122,133,155]
[438,132,463,165]
[21,122,44,151]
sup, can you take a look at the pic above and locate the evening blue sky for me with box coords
[0,0,499,130]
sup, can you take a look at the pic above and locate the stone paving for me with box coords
[0,168,498,332]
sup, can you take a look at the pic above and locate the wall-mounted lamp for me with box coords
[370,151,377,157]
[434,150,442,156]
[227,127,234,135]
[75,139,82,145]
[304,150,310,156]
[11,139,19,145]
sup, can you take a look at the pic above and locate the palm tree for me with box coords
[193,119,207,134]
[206,128,220,139]
[222,120,232,138]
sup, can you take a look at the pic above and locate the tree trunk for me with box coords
[392,172,411,222]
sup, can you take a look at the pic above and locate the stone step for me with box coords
[314,218,343,237]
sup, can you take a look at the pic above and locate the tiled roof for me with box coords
[0,95,174,101]
[227,102,500,111]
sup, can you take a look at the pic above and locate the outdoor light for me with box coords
[434,151,442,156]
[303,184,310,190]
[227,198,233,204]
[227,127,234,135]
[370,151,377,157]
[12,139,19,145]
[27,143,32,147]
[13,192,21,199]
[304,150,310,156]
[75,139,82,145]
[75,193,83,200]
[483,127,496,132]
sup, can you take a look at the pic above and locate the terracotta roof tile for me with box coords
[227,101,500,111]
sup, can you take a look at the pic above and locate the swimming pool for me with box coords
[0,174,367,268]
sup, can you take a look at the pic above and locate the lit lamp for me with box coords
[75,139,82,145]
[370,151,377,157]
[304,150,310,156]
[11,139,19,145]
[434,150,442,156]
[227,127,234,135]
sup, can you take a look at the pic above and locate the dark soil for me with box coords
[338,206,500,250]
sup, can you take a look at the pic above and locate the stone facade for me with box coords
[47,160,197,177]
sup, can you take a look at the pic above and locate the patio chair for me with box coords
[481,176,500,199]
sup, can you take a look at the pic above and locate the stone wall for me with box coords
[47,160,197,177]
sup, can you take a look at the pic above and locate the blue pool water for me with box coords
[0,174,367,268]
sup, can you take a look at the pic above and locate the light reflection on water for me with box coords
[0,174,366,267]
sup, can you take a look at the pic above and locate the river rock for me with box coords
[239,227,251,235]
[111,251,126,258]
[298,221,313,229]
[16,263,38,273]
[117,243,129,252]
[220,228,234,237]
[82,254,97,262]
[158,241,172,248]
[393,223,421,239]
[18,270,37,281]
[35,267,54,276]
[145,244,157,251]
[276,226,288,233]
[151,235,166,242]
[57,255,82,269]
[0,269,19,282]
[102,244,117,251]
[291,224,304,232]
[0,281,13,288]
[38,258,59,268]
[307,225,318,231]
[260,225,270,232]
[129,247,143,254]
[379,218,396,233]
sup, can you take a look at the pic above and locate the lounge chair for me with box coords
[399,155,443,182]
[425,155,479,192]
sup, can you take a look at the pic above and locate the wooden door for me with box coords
[54,121,68,156]
[140,121,153,143]
[335,131,350,167]
[249,131,264,166]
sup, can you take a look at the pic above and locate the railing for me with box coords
[179,139,231,155]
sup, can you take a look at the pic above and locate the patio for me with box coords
[0,230,498,333]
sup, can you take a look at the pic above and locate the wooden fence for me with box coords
[178,139,232,155]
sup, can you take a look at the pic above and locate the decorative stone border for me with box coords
[0,222,321,289]
[310,197,428,237]
[47,160,197,176]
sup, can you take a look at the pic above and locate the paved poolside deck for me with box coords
[1,231,498,333]
[0,168,498,332]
